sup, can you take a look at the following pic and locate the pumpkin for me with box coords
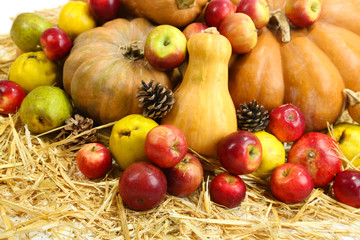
[120,0,208,28]
[229,0,360,132]
[161,29,237,158]
[63,18,172,124]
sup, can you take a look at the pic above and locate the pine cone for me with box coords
[136,80,175,120]
[237,100,270,132]
[56,114,97,146]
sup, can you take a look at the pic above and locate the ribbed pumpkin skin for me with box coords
[229,0,360,132]
[162,32,237,158]
[63,18,171,124]
[120,0,208,28]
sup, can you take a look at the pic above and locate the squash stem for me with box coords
[176,0,195,9]
[268,9,291,43]
[120,41,144,61]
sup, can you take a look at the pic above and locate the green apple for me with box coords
[10,13,54,52]
[332,123,360,167]
[252,131,286,179]
[109,114,158,170]
[19,86,73,134]
[144,24,187,71]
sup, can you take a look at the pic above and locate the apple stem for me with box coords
[176,0,195,9]
[268,9,291,43]
[344,89,360,107]
[120,41,144,61]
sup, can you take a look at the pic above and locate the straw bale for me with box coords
[0,3,360,240]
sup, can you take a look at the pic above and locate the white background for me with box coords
[0,0,68,34]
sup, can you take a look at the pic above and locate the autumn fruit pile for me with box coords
[1,0,360,216]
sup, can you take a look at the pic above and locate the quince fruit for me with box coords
[252,131,286,179]
[332,123,360,167]
[109,114,158,170]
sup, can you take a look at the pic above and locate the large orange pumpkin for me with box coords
[229,0,360,132]
[63,18,172,124]
[120,0,208,28]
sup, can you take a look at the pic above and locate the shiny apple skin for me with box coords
[217,130,262,175]
[268,103,306,143]
[270,162,314,204]
[182,22,209,40]
[164,153,203,197]
[76,143,112,179]
[218,13,258,54]
[145,124,188,168]
[0,80,26,114]
[118,162,167,211]
[333,170,360,208]
[210,172,246,208]
[204,0,236,28]
[40,27,72,61]
[236,0,270,29]
[287,132,342,187]
[89,0,121,22]
[285,0,322,28]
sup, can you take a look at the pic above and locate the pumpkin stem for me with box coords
[176,0,195,9]
[344,89,360,107]
[268,9,291,43]
[120,41,144,61]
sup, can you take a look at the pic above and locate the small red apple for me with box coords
[89,0,121,22]
[164,153,203,197]
[40,27,72,61]
[270,162,314,204]
[236,0,270,29]
[182,22,209,40]
[333,170,360,208]
[0,80,26,114]
[76,143,112,179]
[285,0,322,28]
[145,124,188,168]
[268,103,306,143]
[144,25,187,71]
[217,130,262,175]
[287,132,342,187]
[118,162,167,211]
[218,13,258,54]
[210,172,246,208]
[204,0,237,28]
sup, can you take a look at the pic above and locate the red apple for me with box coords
[236,0,270,29]
[210,172,246,208]
[40,27,72,61]
[145,124,188,168]
[89,0,121,22]
[0,80,26,114]
[164,153,203,197]
[118,162,167,211]
[182,22,209,40]
[287,132,342,187]
[270,162,314,204]
[76,143,112,179]
[204,0,237,28]
[268,103,306,143]
[144,25,187,71]
[333,170,360,208]
[218,13,258,54]
[217,130,262,175]
[285,0,322,28]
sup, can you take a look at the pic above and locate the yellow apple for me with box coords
[252,131,286,179]
[109,114,158,170]
[332,123,360,167]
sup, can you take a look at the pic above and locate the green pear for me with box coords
[19,86,73,134]
[10,13,54,52]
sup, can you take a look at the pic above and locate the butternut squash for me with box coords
[161,30,237,158]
